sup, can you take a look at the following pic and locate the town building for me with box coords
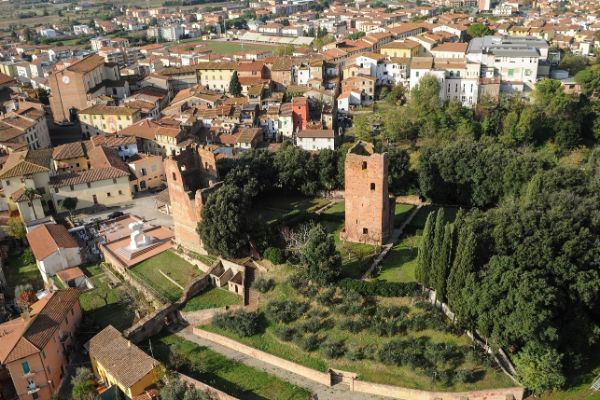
[26,223,82,283]
[88,325,161,399]
[0,289,81,400]
[48,55,130,123]
[78,105,142,137]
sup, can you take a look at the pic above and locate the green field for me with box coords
[152,333,310,400]
[394,203,415,227]
[130,251,202,302]
[251,194,329,224]
[80,264,137,332]
[200,266,513,391]
[378,234,419,283]
[182,287,241,312]
[4,251,43,296]
[408,205,459,230]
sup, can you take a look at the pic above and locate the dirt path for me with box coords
[174,327,390,400]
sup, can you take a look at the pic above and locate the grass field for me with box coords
[182,287,241,312]
[4,251,44,296]
[177,40,278,55]
[130,251,202,302]
[378,234,419,283]
[251,194,329,224]
[394,203,415,227]
[408,205,459,231]
[200,266,513,391]
[80,264,137,332]
[152,333,310,400]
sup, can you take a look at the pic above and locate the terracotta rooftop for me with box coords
[0,148,52,179]
[79,104,140,117]
[88,325,160,389]
[50,167,130,188]
[0,289,79,364]
[27,223,79,260]
[298,129,335,138]
[66,54,105,73]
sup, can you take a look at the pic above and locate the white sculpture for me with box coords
[128,221,152,249]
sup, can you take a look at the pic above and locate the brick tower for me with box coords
[341,141,392,245]
[164,144,222,254]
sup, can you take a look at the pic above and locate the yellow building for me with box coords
[196,62,236,92]
[79,105,142,137]
[88,325,161,399]
[380,39,422,59]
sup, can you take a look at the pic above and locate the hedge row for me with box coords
[337,278,421,297]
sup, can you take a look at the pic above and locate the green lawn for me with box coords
[80,264,137,332]
[152,333,310,400]
[180,40,278,55]
[320,201,344,218]
[130,251,202,302]
[200,265,513,391]
[321,219,376,279]
[377,234,420,283]
[182,287,241,312]
[408,205,459,231]
[251,194,329,224]
[394,203,415,227]
[4,252,44,296]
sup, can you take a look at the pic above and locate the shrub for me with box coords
[323,338,346,359]
[287,273,305,290]
[253,277,275,293]
[337,318,367,333]
[21,248,35,265]
[213,310,263,337]
[273,326,296,341]
[345,345,365,361]
[316,287,337,306]
[263,247,284,264]
[362,344,378,360]
[307,308,329,319]
[297,333,321,351]
[265,300,309,323]
[338,278,421,297]
[299,317,333,333]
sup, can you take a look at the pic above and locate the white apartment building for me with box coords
[296,129,337,151]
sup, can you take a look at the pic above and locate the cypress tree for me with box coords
[229,71,242,96]
[430,208,446,297]
[447,227,476,327]
[435,223,454,302]
[416,211,435,287]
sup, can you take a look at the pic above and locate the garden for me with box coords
[4,249,44,296]
[79,264,148,334]
[130,250,202,302]
[151,332,310,400]
[182,287,241,312]
[200,266,513,390]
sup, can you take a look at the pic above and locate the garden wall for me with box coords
[125,274,211,343]
[192,328,525,400]
[178,372,238,400]
[192,327,331,386]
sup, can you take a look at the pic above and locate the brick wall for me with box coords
[178,373,238,400]
[342,142,391,245]
[191,328,525,400]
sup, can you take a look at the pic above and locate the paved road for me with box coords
[79,192,174,228]
[175,327,391,400]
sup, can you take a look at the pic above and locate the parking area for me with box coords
[79,191,173,228]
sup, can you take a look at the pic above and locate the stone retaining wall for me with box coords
[192,328,525,400]
[178,373,238,400]
[192,327,331,386]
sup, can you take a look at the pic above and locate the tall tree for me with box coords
[229,71,242,96]
[429,208,446,300]
[447,227,477,327]
[300,224,341,284]
[198,185,249,258]
[434,223,454,302]
[415,211,435,287]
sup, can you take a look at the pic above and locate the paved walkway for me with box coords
[175,327,390,400]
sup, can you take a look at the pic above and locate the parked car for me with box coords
[107,211,124,220]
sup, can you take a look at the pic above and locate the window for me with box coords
[172,172,177,181]
[112,178,117,184]
[54,187,59,193]
[361,161,367,170]
[69,185,74,191]
[32,392,39,400]
[362,228,368,234]
[4,180,9,186]
[21,361,30,374]
[118,190,123,195]
[370,183,375,191]
[107,192,111,197]
[141,168,147,176]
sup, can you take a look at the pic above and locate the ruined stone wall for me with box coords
[342,148,390,245]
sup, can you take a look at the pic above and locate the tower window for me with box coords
[172,172,177,181]
[362,228,369,234]
[370,183,375,191]
[362,161,367,170]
